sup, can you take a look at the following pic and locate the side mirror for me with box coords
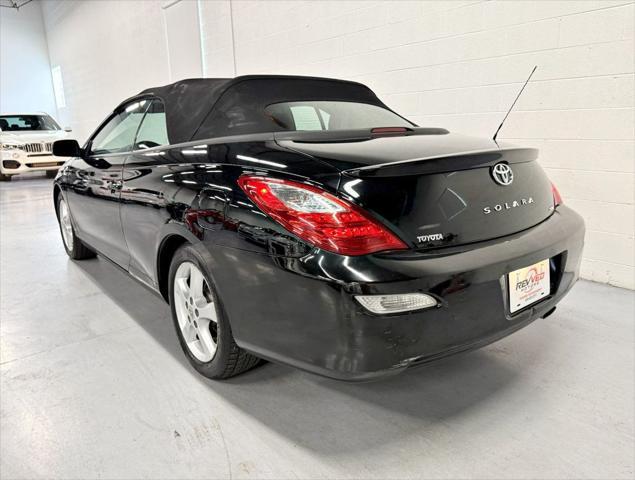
[53,139,82,158]
[64,126,72,132]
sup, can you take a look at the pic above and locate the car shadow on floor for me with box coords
[76,256,545,455]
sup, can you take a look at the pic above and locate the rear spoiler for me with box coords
[342,147,539,178]
[273,127,448,144]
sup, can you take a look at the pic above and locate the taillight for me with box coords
[237,176,408,256]
[551,182,563,207]
[370,127,410,136]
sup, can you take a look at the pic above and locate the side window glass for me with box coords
[134,99,168,149]
[90,100,149,155]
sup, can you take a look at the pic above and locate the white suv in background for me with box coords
[0,113,71,181]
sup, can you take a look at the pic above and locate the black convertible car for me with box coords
[53,75,584,381]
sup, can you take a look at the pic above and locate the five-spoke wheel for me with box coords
[56,195,95,260]
[59,198,74,251]
[168,245,261,379]
[173,262,219,362]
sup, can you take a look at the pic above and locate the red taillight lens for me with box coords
[237,176,408,256]
[551,182,563,207]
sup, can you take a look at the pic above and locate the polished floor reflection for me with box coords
[1,174,633,479]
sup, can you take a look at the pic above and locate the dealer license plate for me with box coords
[508,259,550,313]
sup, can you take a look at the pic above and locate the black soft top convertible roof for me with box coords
[121,75,389,145]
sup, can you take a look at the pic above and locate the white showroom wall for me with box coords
[210,0,635,290]
[40,0,171,142]
[40,0,635,289]
[0,1,56,117]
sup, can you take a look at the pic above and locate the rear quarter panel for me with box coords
[119,135,341,288]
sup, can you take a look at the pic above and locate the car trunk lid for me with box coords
[275,131,555,250]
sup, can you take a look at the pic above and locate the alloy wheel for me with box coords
[173,262,219,362]
[59,198,74,251]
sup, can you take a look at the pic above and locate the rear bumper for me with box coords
[209,206,585,381]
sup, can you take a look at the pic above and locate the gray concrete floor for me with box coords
[1,174,633,480]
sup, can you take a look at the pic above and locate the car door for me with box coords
[65,100,150,268]
[119,98,173,287]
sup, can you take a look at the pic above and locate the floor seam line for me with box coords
[0,324,137,367]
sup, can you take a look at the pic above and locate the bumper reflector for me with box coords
[355,293,437,314]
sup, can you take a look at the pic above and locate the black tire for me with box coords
[168,244,261,379]
[0,174,12,181]
[46,170,58,179]
[56,195,96,260]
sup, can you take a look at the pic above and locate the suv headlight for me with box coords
[1,143,24,151]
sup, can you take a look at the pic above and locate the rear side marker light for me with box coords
[355,293,437,314]
[238,176,408,256]
[551,182,563,207]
